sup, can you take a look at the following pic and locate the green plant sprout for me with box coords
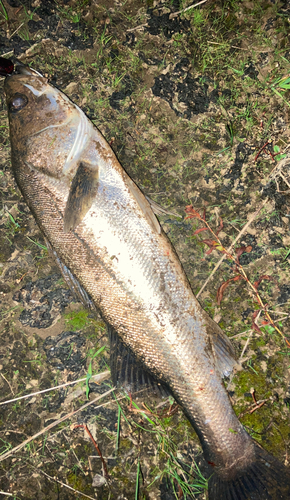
[85,345,106,399]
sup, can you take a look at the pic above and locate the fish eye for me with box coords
[9,93,28,113]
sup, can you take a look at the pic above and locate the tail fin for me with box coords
[208,443,290,500]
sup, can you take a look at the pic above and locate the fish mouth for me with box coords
[4,61,44,79]
[4,62,47,97]
[14,63,43,77]
[3,61,43,80]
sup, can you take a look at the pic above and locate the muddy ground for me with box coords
[0,0,290,499]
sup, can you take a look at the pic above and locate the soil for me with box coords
[0,0,290,499]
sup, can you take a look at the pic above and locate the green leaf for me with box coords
[85,345,107,399]
[275,153,287,161]
[277,76,290,90]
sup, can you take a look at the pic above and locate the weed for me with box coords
[273,145,287,161]
[22,4,38,22]
[26,236,47,251]
[135,459,140,500]
[85,345,106,399]
[18,26,30,42]
[116,404,121,452]
[0,437,12,455]
[270,74,290,109]
[57,4,82,24]
[23,352,44,366]
[0,0,8,21]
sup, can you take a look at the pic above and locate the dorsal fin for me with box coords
[124,176,161,234]
[205,315,240,377]
[146,196,181,218]
[63,161,99,232]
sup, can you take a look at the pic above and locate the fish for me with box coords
[4,65,290,500]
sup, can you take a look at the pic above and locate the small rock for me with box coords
[92,474,106,487]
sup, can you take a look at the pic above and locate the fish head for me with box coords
[4,66,91,181]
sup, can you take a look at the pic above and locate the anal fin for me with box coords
[108,325,169,398]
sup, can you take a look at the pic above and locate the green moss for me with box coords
[64,309,89,330]
[83,443,92,455]
[232,350,288,457]
[239,405,289,456]
[235,367,268,398]
[255,338,266,347]
[119,438,133,451]
[67,472,92,492]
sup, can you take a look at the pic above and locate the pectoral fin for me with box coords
[63,162,99,232]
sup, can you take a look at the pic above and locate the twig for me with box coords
[267,149,276,163]
[127,22,148,32]
[14,6,23,16]
[0,370,110,406]
[267,310,290,316]
[239,311,262,361]
[230,313,290,340]
[38,469,97,500]
[207,41,248,51]
[254,141,270,162]
[196,200,267,298]
[169,0,208,19]
[74,424,109,479]
[8,22,24,40]
[0,50,14,58]
[0,387,115,462]
[249,400,266,414]
[269,157,290,179]
[238,398,268,419]
[239,332,253,360]
[279,171,290,190]
[189,199,289,344]
[251,388,257,405]
[0,372,14,396]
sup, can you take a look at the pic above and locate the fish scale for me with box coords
[4,64,290,499]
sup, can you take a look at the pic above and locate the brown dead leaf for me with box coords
[216,275,243,305]
[193,227,208,235]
